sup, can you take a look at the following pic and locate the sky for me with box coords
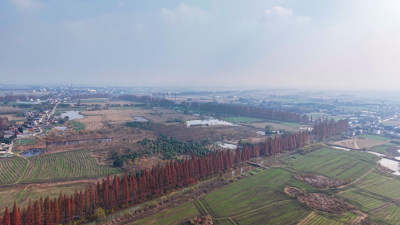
[1,0,400,90]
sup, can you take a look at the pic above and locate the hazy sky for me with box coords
[1,0,400,90]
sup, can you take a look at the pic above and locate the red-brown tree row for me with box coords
[234,132,309,163]
[312,119,348,141]
[2,132,309,225]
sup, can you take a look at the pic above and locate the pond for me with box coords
[61,111,84,120]
[21,149,45,157]
[216,141,237,149]
[256,131,266,135]
[186,118,237,127]
[134,116,148,122]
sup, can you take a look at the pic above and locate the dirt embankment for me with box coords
[295,174,345,189]
[285,187,355,214]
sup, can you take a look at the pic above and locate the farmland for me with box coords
[129,201,200,225]
[338,170,400,211]
[289,147,379,180]
[130,168,313,225]
[126,147,400,225]
[0,157,28,185]
[297,212,358,225]
[369,205,400,224]
[0,149,120,185]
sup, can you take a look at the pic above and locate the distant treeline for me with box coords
[70,93,110,99]
[118,94,309,123]
[183,102,308,123]
[0,95,42,104]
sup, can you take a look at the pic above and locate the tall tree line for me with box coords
[2,131,309,225]
[312,119,348,141]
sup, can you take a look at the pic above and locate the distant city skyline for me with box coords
[1,0,400,90]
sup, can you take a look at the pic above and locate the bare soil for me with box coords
[295,174,345,189]
[331,138,386,150]
[285,187,356,214]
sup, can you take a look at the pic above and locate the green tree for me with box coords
[265,125,274,135]
[93,207,106,219]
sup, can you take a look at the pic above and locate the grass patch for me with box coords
[224,116,263,123]
[70,120,85,131]
[80,99,107,103]
[370,143,397,155]
[129,201,200,225]
[266,119,300,127]
[15,138,35,146]
[359,134,389,141]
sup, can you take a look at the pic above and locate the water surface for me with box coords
[61,111,84,120]
[186,118,236,127]
[21,149,44,157]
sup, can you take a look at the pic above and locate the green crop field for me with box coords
[129,201,200,225]
[201,168,312,219]
[224,116,264,123]
[369,205,400,225]
[299,212,358,225]
[0,150,120,185]
[338,170,400,212]
[289,148,379,180]
[0,157,29,185]
[129,168,314,225]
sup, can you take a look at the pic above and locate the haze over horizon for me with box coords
[1,0,400,90]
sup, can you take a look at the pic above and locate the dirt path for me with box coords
[336,166,376,191]
[297,211,316,225]
[1,176,103,189]
[351,210,368,225]
[354,139,360,150]
[14,157,30,184]
[6,141,13,154]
